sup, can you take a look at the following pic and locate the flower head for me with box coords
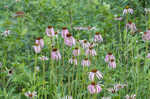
[45,26,55,37]
[87,82,102,94]
[105,53,115,62]
[94,32,103,43]
[24,91,37,99]
[33,44,41,53]
[61,27,69,38]
[126,21,137,34]
[51,48,61,61]
[108,59,116,68]
[64,33,76,47]
[81,58,91,67]
[89,69,103,81]
[142,32,150,41]
[123,6,133,15]
[85,47,97,56]
[35,37,44,48]
[79,40,90,49]
[69,57,78,65]
[72,47,80,56]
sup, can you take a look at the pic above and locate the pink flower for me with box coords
[61,27,69,38]
[142,32,150,41]
[81,58,91,67]
[72,47,80,56]
[35,37,44,48]
[85,47,97,56]
[108,59,116,68]
[79,40,90,49]
[147,28,150,33]
[51,48,61,61]
[123,6,133,15]
[88,69,103,81]
[45,26,55,37]
[125,94,136,99]
[126,21,137,33]
[33,44,41,53]
[87,82,102,94]
[39,56,48,61]
[69,57,77,65]
[147,53,150,58]
[64,34,76,47]
[105,53,115,62]
[94,32,103,43]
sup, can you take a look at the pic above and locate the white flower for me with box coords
[123,6,133,15]
[88,69,103,81]
[33,44,41,53]
[24,91,37,98]
[2,30,11,37]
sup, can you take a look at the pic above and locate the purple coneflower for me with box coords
[142,32,150,41]
[81,58,91,67]
[79,40,90,49]
[72,47,80,56]
[64,34,76,47]
[33,44,41,53]
[45,26,55,37]
[61,27,69,38]
[105,53,115,63]
[69,57,78,65]
[87,82,102,94]
[126,21,137,34]
[51,48,61,61]
[88,69,103,81]
[85,47,97,56]
[35,37,44,48]
[94,32,103,43]
[147,53,150,58]
[108,59,116,68]
[123,6,133,15]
